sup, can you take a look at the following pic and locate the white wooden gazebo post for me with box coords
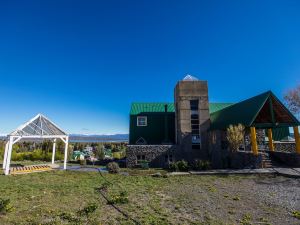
[63,136,69,170]
[5,136,14,175]
[52,139,56,164]
[2,141,9,169]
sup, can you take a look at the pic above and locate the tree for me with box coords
[284,84,300,119]
[95,143,105,160]
[226,124,245,152]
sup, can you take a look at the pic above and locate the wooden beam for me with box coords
[269,98,275,125]
[294,126,300,154]
[250,127,258,156]
[267,128,274,151]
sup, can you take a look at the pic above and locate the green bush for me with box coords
[108,191,129,205]
[0,198,13,215]
[192,159,211,171]
[77,203,98,217]
[9,149,64,162]
[140,160,149,169]
[106,162,120,174]
[176,160,189,171]
[169,160,189,172]
[0,147,4,160]
[169,162,178,171]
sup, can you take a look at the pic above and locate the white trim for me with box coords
[63,136,69,170]
[137,116,147,127]
[136,137,147,145]
[8,135,68,139]
[10,114,67,136]
[5,137,13,175]
[52,139,56,164]
[2,142,9,169]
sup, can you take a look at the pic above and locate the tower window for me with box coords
[190,100,199,110]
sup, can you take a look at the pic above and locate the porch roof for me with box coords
[210,91,300,130]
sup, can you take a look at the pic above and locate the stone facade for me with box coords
[270,151,300,167]
[273,142,296,153]
[127,145,177,168]
[174,79,210,162]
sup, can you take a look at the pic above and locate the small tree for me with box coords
[95,143,105,160]
[284,84,300,119]
[226,124,245,152]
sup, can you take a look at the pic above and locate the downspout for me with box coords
[164,104,169,143]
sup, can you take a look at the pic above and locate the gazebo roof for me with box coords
[10,114,67,137]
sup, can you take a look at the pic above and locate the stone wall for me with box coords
[273,142,296,153]
[269,151,300,167]
[127,145,177,168]
[230,152,263,169]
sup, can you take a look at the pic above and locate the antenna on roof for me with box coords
[183,74,199,81]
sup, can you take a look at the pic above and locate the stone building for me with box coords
[127,75,300,168]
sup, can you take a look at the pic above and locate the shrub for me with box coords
[193,160,211,170]
[226,124,245,152]
[176,160,189,171]
[140,160,149,169]
[292,211,300,220]
[106,162,120,174]
[0,198,13,215]
[169,160,189,172]
[108,191,129,205]
[77,203,98,217]
[169,162,178,171]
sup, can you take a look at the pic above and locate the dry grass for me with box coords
[0,170,299,224]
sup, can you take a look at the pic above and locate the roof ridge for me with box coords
[211,91,271,116]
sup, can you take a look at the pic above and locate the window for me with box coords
[190,100,199,110]
[137,116,147,126]
[190,99,201,148]
[192,135,201,144]
[137,155,146,163]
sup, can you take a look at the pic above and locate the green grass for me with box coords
[0,170,298,224]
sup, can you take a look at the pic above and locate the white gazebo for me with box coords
[2,114,69,175]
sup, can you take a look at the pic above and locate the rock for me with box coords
[151,172,162,177]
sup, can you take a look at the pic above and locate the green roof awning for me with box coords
[210,91,300,130]
[130,102,233,115]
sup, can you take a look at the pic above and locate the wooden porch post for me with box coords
[294,126,300,154]
[267,128,274,151]
[250,127,258,156]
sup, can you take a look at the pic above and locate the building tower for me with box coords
[174,75,210,161]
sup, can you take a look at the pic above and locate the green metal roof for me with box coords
[209,103,234,114]
[210,91,270,129]
[210,91,300,130]
[130,103,175,115]
[130,102,233,115]
[130,91,299,130]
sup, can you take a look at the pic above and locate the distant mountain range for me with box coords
[69,134,128,142]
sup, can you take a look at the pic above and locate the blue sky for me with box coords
[0,0,300,134]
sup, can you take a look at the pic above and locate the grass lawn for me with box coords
[0,169,300,225]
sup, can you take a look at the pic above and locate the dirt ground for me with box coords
[0,170,299,224]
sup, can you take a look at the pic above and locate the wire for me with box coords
[95,168,141,225]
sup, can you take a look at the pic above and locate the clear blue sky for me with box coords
[0,0,300,134]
